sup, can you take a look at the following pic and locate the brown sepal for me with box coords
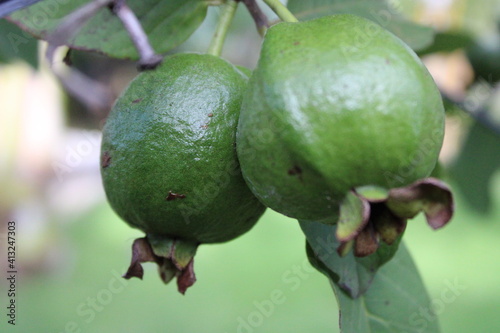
[354,224,379,257]
[177,259,197,295]
[388,178,454,229]
[123,237,161,280]
[335,177,453,257]
[122,237,198,295]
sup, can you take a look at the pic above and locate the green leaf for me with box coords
[286,0,435,51]
[9,0,208,59]
[307,241,440,333]
[451,121,500,213]
[466,34,500,83]
[0,18,37,67]
[300,220,400,298]
[418,31,474,56]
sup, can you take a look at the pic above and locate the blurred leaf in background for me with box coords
[325,243,440,333]
[9,0,209,59]
[287,0,435,51]
[451,121,500,213]
[0,18,37,67]
[1,1,500,333]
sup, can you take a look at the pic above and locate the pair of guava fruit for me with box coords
[100,14,452,293]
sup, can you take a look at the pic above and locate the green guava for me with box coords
[100,53,265,293]
[237,14,445,221]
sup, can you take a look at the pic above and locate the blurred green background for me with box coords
[1,178,500,332]
[1,0,500,332]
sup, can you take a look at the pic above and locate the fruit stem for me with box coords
[262,0,298,23]
[239,0,269,37]
[207,0,239,57]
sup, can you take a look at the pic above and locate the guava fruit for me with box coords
[237,14,445,221]
[100,53,265,293]
[237,14,453,256]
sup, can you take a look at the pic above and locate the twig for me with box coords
[0,0,43,18]
[238,0,269,37]
[262,0,298,23]
[44,0,115,113]
[52,49,115,113]
[440,87,500,136]
[207,0,239,56]
[110,0,162,70]
[43,0,164,112]
[46,0,113,64]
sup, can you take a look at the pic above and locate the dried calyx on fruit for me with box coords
[236,14,454,256]
[101,53,266,293]
[330,178,453,257]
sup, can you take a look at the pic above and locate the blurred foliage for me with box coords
[451,122,500,213]
[305,238,440,333]
[287,0,435,51]
[418,32,474,56]
[10,0,208,59]
[1,0,500,333]
[0,18,37,67]
[466,34,500,83]
[3,209,339,333]
[404,175,500,333]
[329,244,440,333]
[1,182,499,332]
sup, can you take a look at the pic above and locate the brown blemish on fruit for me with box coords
[293,41,300,45]
[208,113,213,117]
[288,165,302,176]
[200,125,208,129]
[132,98,143,104]
[385,58,391,65]
[166,191,186,201]
[101,151,111,168]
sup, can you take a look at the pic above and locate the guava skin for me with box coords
[237,14,445,221]
[101,53,265,244]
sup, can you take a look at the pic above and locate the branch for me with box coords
[110,0,162,70]
[46,0,113,64]
[238,0,269,36]
[207,0,239,56]
[53,49,115,113]
[0,0,43,18]
[45,0,115,113]
[43,0,165,112]
[262,0,298,23]
[440,86,500,136]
